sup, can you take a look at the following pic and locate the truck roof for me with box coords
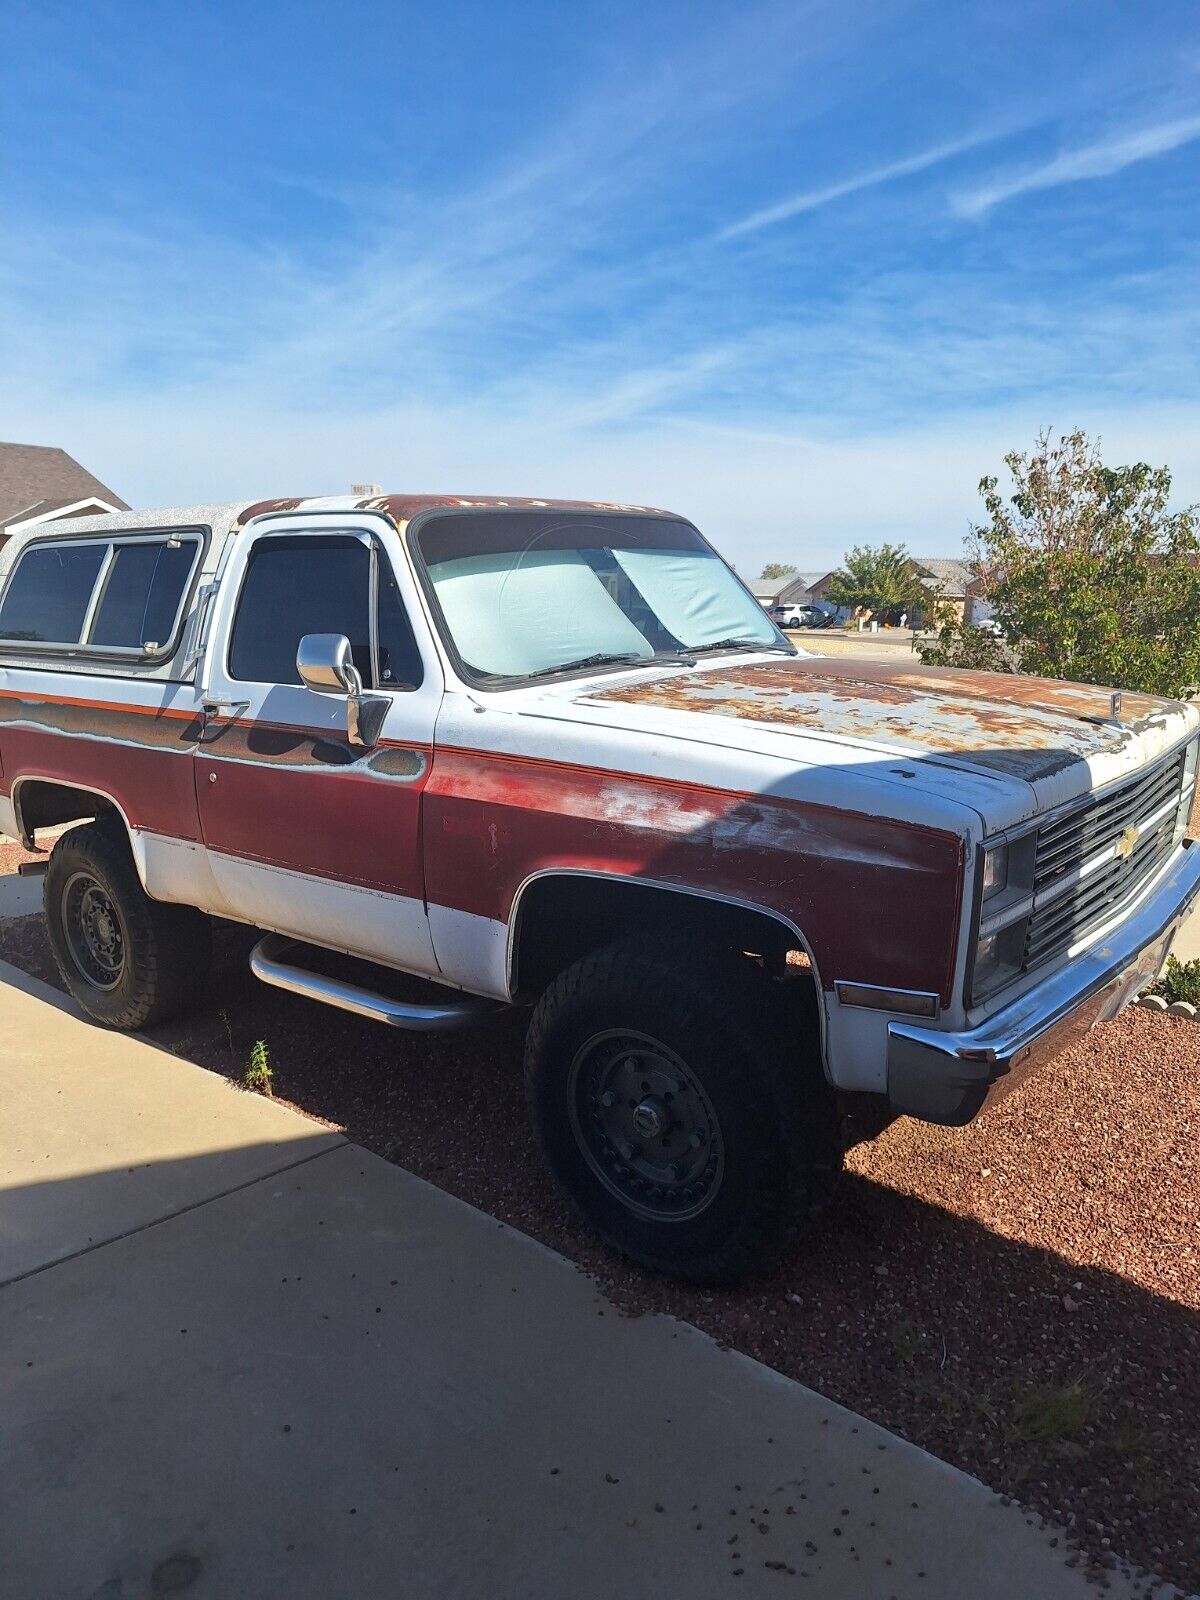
[0,491,683,680]
[237,493,673,524]
[0,491,673,558]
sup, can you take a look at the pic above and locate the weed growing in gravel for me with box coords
[888,1318,923,1365]
[243,1039,273,1096]
[1010,1379,1090,1451]
[1158,956,1200,1006]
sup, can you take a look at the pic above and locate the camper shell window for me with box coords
[0,528,205,659]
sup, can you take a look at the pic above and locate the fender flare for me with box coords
[9,774,148,884]
[503,865,830,1071]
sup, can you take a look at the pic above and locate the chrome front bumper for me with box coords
[887,839,1200,1126]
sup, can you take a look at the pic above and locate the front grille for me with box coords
[1023,750,1186,970]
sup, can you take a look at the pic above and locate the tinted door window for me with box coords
[90,540,197,649]
[0,543,107,643]
[228,536,422,688]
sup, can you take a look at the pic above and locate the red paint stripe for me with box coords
[1,707,965,1002]
[0,687,195,721]
[435,741,956,847]
[0,687,435,755]
[425,745,965,1004]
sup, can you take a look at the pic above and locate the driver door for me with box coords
[195,515,441,977]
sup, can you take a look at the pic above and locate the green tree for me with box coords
[918,429,1200,697]
[824,543,925,616]
[759,561,797,580]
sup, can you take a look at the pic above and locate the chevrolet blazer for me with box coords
[0,493,1196,1281]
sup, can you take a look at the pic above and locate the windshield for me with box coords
[414,510,787,682]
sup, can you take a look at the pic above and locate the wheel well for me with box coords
[13,779,121,846]
[509,874,817,1001]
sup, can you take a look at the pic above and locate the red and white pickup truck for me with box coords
[1,494,1197,1280]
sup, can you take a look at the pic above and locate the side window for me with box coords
[228,535,423,689]
[90,540,198,650]
[0,543,107,643]
[0,533,200,652]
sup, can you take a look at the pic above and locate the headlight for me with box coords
[973,930,1002,990]
[970,837,1034,1004]
[971,919,1027,1004]
[981,843,1008,900]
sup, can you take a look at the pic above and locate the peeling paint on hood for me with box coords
[584,656,1198,786]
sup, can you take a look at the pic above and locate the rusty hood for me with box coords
[583,655,1198,798]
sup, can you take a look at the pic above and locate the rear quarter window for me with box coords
[0,543,107,643]
[90,540,197,650]
[0,531,202,655]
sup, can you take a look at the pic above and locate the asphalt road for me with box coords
[785,627,926,661]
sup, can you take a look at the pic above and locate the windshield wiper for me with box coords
[542,651,654,677]
[687,637,797,656]
[562,648,701,671]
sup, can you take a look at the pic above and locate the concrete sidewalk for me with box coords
[0,962,1153,1599]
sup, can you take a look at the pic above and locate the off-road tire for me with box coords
[525,934,840,1283]
[45,818,212,1029]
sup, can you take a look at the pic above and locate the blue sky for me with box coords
[2,0,1199,572]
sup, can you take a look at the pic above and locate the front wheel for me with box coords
[524,936,840,1283]
[45,818,212,1029]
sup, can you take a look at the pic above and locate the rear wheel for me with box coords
[525,935,840,1283]
[45,819,212,1029]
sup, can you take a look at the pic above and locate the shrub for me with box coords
[1159,957,1200,1007]
[918,429,1200,698]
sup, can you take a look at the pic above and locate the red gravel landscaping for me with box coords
[1,843,1197,1595]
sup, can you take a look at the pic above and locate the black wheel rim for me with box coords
[567,1028,725,1223]
[62,871,126,990]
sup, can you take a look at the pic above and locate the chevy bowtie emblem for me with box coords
[1115,825,1138,861]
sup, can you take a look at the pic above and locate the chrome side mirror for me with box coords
[296,632,388,748]
[296,633,361,695]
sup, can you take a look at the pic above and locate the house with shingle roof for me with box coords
[911,557,981,623]
[807,554,983,626]
[0,442,128,551]
[750,571,828,608]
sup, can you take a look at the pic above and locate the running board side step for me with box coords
[249,934,500,1032]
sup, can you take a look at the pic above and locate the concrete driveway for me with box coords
[0,864,43,919]
[0,960,1160,1599]
[1173,905,1200,963]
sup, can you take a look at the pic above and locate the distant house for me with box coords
[911,557,983,626]
[750,571,827,609]
[809,555,983,626]
[0,442,128,552]
[805,571,841,606]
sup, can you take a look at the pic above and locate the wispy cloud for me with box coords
[954,113,1200,217]
[0,0,828,421]
[4,1,1200,573]
[714,134,988,240]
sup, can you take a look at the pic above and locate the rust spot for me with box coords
[235,497,308,525]
[234,494,671,529]
[367,746,427,780]
[589,657,1188,780]
[358,493,671,524]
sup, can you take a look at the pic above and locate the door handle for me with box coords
[201,697,250,718]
